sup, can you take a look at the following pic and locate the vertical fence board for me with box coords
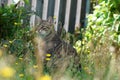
[59,0,66,26]
[30,0,37,27]
[47,0,55,17]
[7,0,12,5]
[2,0,87,32]
[75,0,82,29]
[19,0,25,7]
[0,0,1,6]
[31,0,37,12]
[80,0,87,27]
[84,0,90,27]
[54,0,60,31]
[69,0,77,33]
[36,0,43,18]
[42,0,49,20]
[64,0,71,32]
[0,0,8,6]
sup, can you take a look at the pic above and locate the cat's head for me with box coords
[34,16,55,39]
[34,15,64,40]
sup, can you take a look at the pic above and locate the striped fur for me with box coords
[34,16,80,76]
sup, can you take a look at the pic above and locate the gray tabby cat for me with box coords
[33,15,81,79]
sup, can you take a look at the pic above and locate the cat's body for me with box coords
[33,16,80,79]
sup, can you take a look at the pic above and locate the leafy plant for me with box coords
[74,0,120,79]
[0,3,30,40]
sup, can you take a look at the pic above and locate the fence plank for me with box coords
[58,0,66,30]
[64,0,71,32]
[84,0,90,27]
[3,0,87,32]
[42,0,49,20]
[30,0,37,27]
[0,0,3,6]
[7,0,12,5]
[47,0,55,17]
[36,0,43,18]
[0,0,7,6]
[18,0,25,7]
[53,0,60,31]
[0,0,1,6]
[75,0,82,29]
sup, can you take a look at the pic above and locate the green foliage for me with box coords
[0,3,32,57]
[74,0,120,79]
[0,4,29,40]
[86,0,120,46]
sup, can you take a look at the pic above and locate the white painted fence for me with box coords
[0,0,88,33]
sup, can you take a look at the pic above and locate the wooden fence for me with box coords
[0,0,90,33]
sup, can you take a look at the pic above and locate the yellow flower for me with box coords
[3,44,8,48]
[46,54,51,57]
[0,49,3,57]
[37,75,51,80]
[15,62,18,65]
[14,22,18,25]
[0,66,15,78]
[19,74,24,77]
[9,41,13,44]
[82,41,85,45]
[84,67,89,71]
[87,50,90,53]
[33,65,38,69]
[19,57,23,60]
[53,16,57,19]
[45,58,51,61]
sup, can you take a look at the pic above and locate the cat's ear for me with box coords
[35,15,42,26]
[47,16,53,23]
